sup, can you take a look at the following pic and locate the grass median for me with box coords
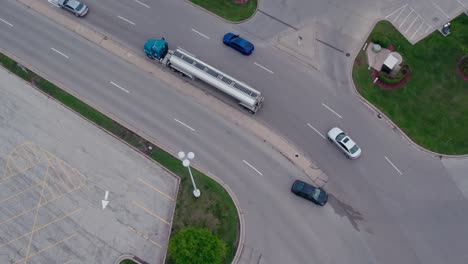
[191,0,257,22]
[353,15,468,155]
[0,53,238,264]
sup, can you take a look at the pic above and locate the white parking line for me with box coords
[307,123,326,139]
[191,28,210,39]
[110,81,130,93]
[174,119,196,131]
[399,8,413,28]
[0,18,13,27]
[405,16,419,34]
[118,16,136,25]
[456,0,465,7]
[385,4,408,20]
[321,103,342,119]
[242,160,263,175]
[432,2,450,18]
[254,62,274,74]
[385,156,403,175]
[50,48,69,59]
[133,0,150,8]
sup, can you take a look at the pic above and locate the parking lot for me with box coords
[0,67,178,264]
[384,0,467,43]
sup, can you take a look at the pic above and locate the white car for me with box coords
[58,0,89,17]
[327,127,362,159]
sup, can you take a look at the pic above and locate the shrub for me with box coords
[378,64,410,84]
[168,227,226,264]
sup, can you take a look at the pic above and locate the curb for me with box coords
[349,19,468,159]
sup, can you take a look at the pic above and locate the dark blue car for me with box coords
[223,33,254,55]
[291,180,328,206]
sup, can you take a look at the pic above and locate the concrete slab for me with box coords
[0,67,178,264]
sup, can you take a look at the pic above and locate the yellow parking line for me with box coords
[0,181,83,226]
[57,161,77,188]
[14,232,78,264]
[138,178,174,201]
[0,183,41,204]
[133,201,170,225]
[0,208,81,249]
[127,226,162,248]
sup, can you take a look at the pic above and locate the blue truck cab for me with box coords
[144,38,169,60]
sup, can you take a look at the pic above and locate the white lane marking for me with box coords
[50,48,69,59]
[174,119,196,131]
[307,123,326,139]
[432,2,450,18]
[385,156,403,175]
[191,28,210,39]
[321,103,342,119]
[110,81,130,93]
[242,160,263,175]
[133,0,150,8]
[0,18,13,27]
[254,62,274,74]
[118,16,136,25]
[456,0,465,7]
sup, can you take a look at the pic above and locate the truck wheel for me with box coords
[146,54,155,60]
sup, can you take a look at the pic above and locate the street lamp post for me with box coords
[178,151,201,198]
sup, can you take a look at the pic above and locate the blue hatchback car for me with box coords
[223,33,255,55]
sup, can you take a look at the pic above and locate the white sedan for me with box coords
[327,127,362,159]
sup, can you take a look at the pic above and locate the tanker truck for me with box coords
[144,38,264,114]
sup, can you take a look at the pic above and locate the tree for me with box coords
[168,227,226,264]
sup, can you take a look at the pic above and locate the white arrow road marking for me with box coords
[0,18,13,27]
[307,123,326,139]
[242,160,263,175]
[101,191,109,209]
[385,156,403,175]
[322,103,343,118]
[51,48,69,59]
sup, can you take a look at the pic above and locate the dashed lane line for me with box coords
[254,62,274,74]
[307,123,326,139]
[385,156,403,175]
[118,16,135,25]
[191,28,210,39]
[51,48,69,59]
[242,160,263,175]
[174,118,196,131]
[321,103,342,119]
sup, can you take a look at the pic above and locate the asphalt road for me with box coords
[0,1,375,264]
[2,0,468,264]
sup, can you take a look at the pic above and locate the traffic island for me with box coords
[189,0,257,22]
[352,15,468,155]
[0,51,240,264]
